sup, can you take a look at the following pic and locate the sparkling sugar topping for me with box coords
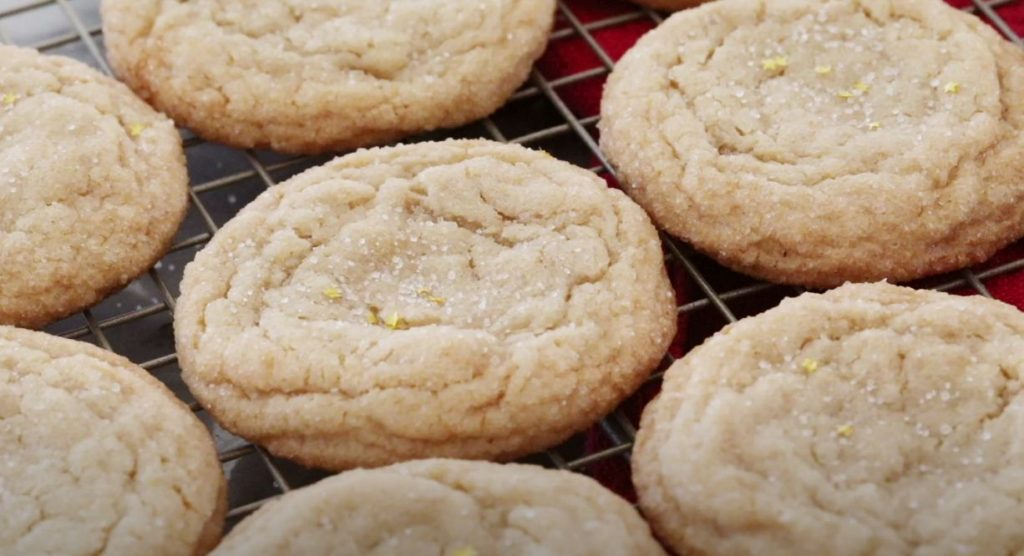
[666,2,986,189]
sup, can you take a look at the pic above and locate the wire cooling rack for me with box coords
[3,0,1024,532]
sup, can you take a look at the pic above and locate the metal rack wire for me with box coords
[2,0,1023,530]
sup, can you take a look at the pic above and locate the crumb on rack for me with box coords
[836,424,854,438]
[417,288,446,306]
[801,358,819,374]
[761,56,788,73]
[323,287,343,300]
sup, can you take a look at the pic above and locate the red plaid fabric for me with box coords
[546,0,1024,501]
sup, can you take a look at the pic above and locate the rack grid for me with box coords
[2,0,1023,531]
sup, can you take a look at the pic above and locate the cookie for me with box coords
[0,326,226,555]
[212,458,666,556]
[0,45,189,329]
[175,139,676,470]
[101,0,556,154]
[634,282,1024,555]
[600,0,1024,287]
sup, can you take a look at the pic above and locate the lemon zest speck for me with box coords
[869,122,881,130]
[801,358,819,374]
[2,93,20,106]
[128,123,146,137]
[417,288,446,306]
[944,81,960,94]
[366,306,381,326]
[451,548,477,556]
[761,56,788,72]
[323,287,343,300]
[384,313,409,330]
[837,90,854,100]
[814,65,832,75]
[853,81,870,92]
[837,424,855,438]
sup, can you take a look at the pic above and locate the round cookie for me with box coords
[0,326,226,555]
[634,282,1024,555]
[175,139,676,470]
[212,459,666,556]
[101,0,556,154]
[600,0,1024,287]
[0,45,188,329]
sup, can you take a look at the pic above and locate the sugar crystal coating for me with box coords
[175,140,677,470]
[211,459,665,556]
[0,326,225,555]
[101,0,556,154]
[600,0,1024,287]
[0,45,188,328]
[635,283,1024,555]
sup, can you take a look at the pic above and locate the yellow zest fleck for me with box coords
[128,123,146,137]
[837,90,854,100]
[451,548,477,556]
[417,288,446,306]
[814,65,833,75]
[761,56,788,73]
[837,424,855,438]
[853,81,870,92]
[868,121,881,130]
[944,81,960,94]
[2,93,20,106]
[366,305,381,326]
[322,286,343,300]
[384,312,409,330]
[801,358,819,374]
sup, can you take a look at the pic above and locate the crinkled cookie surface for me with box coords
[601,0,1024,286]
[0,46,188,328]
[102,0,556,153]
[175,139,676,470]
[0,326,225,556]
[635,283,1024,555]
[212,459,666,556]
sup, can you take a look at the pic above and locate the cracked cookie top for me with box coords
[175,140,676,470]
[0,326,225,556]
[0,46,188,328]
[211,459,666,556]
[101,0,555,153]
[600,0,1024,287]
[634,282,1024,555]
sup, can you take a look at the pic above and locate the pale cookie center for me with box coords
[0,96,129,231]
[672,4,1001,187]
[676,326,1024,542]
[266,187,611,338]
[162,0,500,80]
[1,345,154,552]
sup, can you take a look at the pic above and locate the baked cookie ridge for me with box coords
[600,0,1024,286]
[175,139,677,470]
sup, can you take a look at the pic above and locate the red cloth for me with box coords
[546,0,1024,500]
